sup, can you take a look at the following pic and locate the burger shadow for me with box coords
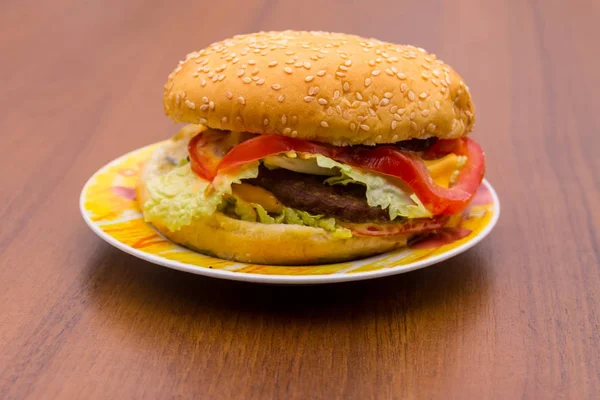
[83,237,493,342]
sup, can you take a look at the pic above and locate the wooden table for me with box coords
[1,1,598,398]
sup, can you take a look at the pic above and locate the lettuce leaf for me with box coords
[314,154,432,219]
[246,203,351,239]
[143,162,259,231]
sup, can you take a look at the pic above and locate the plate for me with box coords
[80,142,500,285]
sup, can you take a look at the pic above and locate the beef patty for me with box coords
[247,166,391,223]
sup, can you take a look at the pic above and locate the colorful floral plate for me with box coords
[80,142,500,284]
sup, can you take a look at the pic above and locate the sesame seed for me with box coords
[380,98,390,106]
[339,65,349,72]
[311,55,319,61]
[371,69,381,76]
[400,83,408,93]
[410,112,416,119]
[357,115,366,122]
[222,117,228,123]
[333,90,340,100]
[278,95,285,102]
[421,72,429,80]
[248,59,256,65]
[410,121,418,130]
[373,95,379,104]
[200,79,207,87]
[283,127,291,134]
[285,59,294,64]
[284,67,293,74]
[237,96,245,105]
[435,101,441,109]
[225,91,233,99]
[272,84,281,91]
[304,96,315,102]
[408,91,416,101]
[432,79,440,86]
[391,120,398,130]
[390,105,398,113]
[441,79,449,87]
[199,118,207,124]
[427,123,436,132]
[360,124,370,131]
[256,78,265,85]
[336,72,346,78]
[263,119,269,126]
[185,100,196,110]
[432,69,440,77]
[350,122,357,130]
[356,92,363,101]
[291,131,298,137]
[397,72,406,79]
[345,60,352,66]
[308,87,317,96]
[336,105,342,114]
[295,61,303,68]
[202,96,209,103]
[303,62,311,69]
[320,121,329,128]
[343,82,350,92]
[242,77,252,84]
[397,108,405,114]
[392,134,399,140]
[422,109,430,116]
[317,69,326,77]
[252,68,260,75]
[305,76,314,82]
[209,101,215,110]
[394,113,402,121]
[285,50,295,55]
[268,61,278,67]
[281,115,287,124]
[385,69,394,76]
[384,92,393,99]
[369,60,376,66]
[343,110,350,120]
[211,76,218,82]
[420,92,428,99]
[318,98,328,105]
[192,72,199,78]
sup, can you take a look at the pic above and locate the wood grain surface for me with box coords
[1,0,599,399]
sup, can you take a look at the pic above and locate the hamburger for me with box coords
[137,31,484,265]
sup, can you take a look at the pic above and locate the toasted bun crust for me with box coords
[163,31,475,146]
[137,138,409,265]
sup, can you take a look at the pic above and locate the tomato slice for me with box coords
[187,130,256,180]
[340,215,449,237]
[189,133,485,215]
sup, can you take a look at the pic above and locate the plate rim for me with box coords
[80,144,500,285]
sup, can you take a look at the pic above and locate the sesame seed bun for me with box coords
[137,137,410,265]
[163,31,475,146]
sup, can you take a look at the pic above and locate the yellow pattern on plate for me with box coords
[80,143,499,283]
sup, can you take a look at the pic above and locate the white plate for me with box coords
[80,142,500,284]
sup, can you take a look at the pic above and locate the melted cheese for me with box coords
[424,153,460,188]
[231,183,284,213]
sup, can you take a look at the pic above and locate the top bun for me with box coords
[163,31,475,145]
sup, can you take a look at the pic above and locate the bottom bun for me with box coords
[137,134,409,265]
